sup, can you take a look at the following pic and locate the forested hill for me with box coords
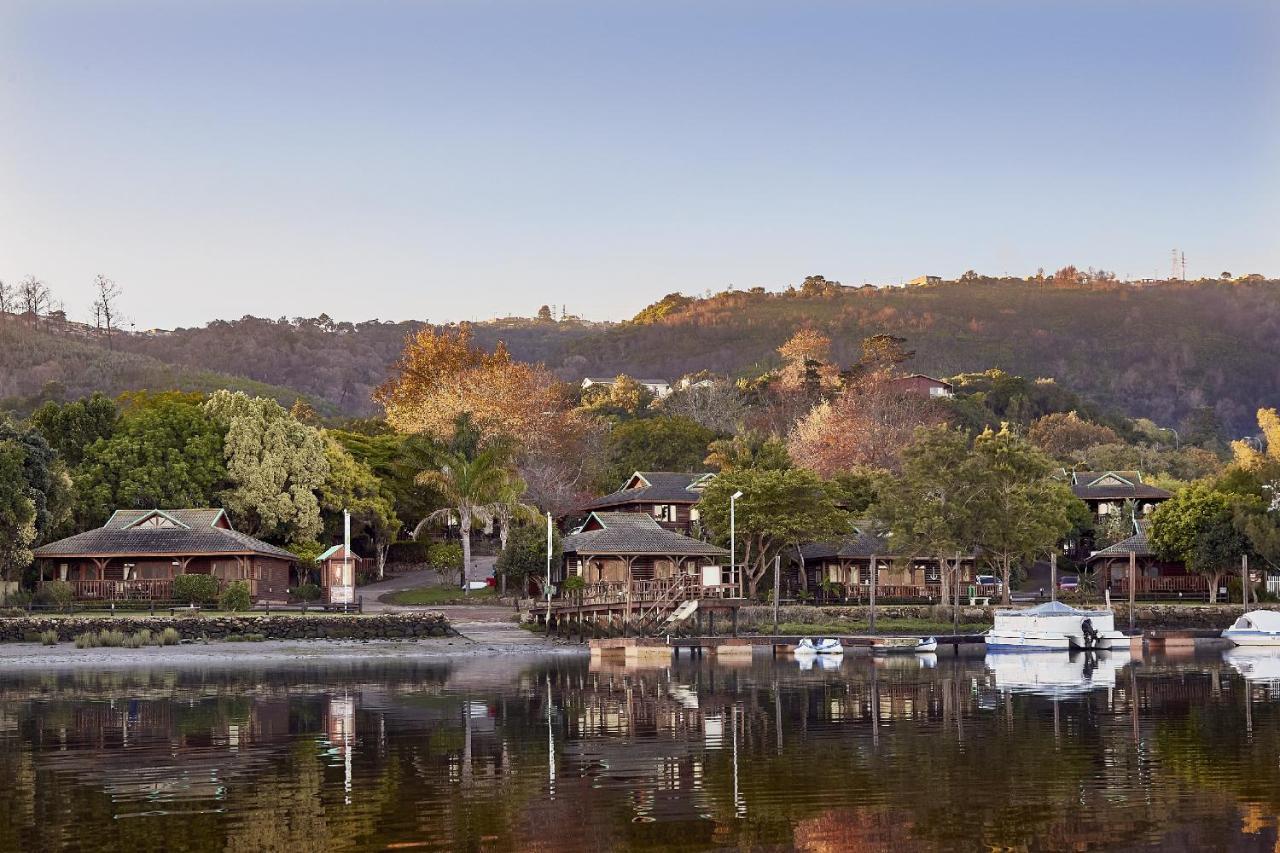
[4,276,1279,434]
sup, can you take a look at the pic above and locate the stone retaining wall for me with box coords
[0,612,454,643]
[738,603,1248,632]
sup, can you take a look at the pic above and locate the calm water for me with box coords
[2,648,1279,852]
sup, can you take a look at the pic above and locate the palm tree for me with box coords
[488,472,539,594]
[413,443,510,592]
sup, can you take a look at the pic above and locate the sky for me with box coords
[1,1,1277,330]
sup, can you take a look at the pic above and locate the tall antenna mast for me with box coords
[1181,251,1187,280]
[1171,249,1179,280]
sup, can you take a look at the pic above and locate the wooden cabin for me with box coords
[33,508,297,603]
[560,511,728,588]
[1086,519,1205,598]
[576,471,715,535]
[799,524,981,601]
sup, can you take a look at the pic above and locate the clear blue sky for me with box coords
[2,1,1277,330]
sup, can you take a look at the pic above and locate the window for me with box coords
[655,505,676,522]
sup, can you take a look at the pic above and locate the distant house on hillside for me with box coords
[907,275,942,286]
[581,376,674,399]
[576,471,715,535]
[887,374,954,398]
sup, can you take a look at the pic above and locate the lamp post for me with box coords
[1157,427,1179,448]
[730,491,744,599]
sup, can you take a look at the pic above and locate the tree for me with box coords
[536,305,554,322]
[872,426,984,607]
[27,393,118,467]
[970,425,1083,603]
[597,415,717,491]
[1231,408,1280,469]
[1149,483,1250,603]
[775,328,839,394]
[787,370,947,475]
[661,377,747,433]
[1179,406,1225,451]
[375,325,575,449]
[697,468,847,597]
[91,274,122,347]
[581,375,654,417]
[704,432,791,473]
[0,439,38,584]
[412,420,513,590]
[17,276,51,321]
[487,475,540,593]
[1027,411,1120,463]
[495,521,561,595]
[318,433,398,579]
[203,390,328,542]
[73,393,225,528]
[0,279,12,314]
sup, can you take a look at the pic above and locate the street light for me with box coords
[1157,427,1179,448]
[730,491,744,598]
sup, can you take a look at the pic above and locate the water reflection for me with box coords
[0,651,1278,851]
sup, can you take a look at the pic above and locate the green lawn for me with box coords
[382,586,498,606]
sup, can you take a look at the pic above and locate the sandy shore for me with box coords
[0,636,588,671]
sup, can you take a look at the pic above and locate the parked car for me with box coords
[974,574,1003,592]
[1058,574,1079,591]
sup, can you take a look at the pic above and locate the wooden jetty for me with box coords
[589,633,988,662]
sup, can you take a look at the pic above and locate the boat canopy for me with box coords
[995,601,1112,618]
[1229,610,1280,633]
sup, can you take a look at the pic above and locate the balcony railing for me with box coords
[41,578,196,601]
[1110,575,1208,595]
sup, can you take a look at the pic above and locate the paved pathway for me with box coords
[358,558,543,646]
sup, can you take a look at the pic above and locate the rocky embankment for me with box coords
[0,612,454,643]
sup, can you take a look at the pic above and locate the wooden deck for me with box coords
[532,576,745,636]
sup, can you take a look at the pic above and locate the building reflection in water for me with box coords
[0,652,1279,850]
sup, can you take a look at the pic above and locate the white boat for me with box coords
[1222,610,1280,646]
[795,637,844,656]
[985,601,1128,651]
[915,637,938,654]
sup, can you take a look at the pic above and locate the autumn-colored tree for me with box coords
[376,325,567,446]
[1231,408,1280,469]
[774,328,839,394]
[1027,411,1120,462]
[787,370,948,475]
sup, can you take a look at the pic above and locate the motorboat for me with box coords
[915,637,938,653]
[985,600,1128,651]
[1222,610,1280,646]
[986,649,1129,698]
[795,637,844,656]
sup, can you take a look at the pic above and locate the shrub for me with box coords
[290,582,322,602]
[387,540,431,564]
[74,632,101,649]
[34,581,74,608]
[39,630,58,646]
[219,580,252,612]
[158,627,181,646]
[5,589,33,607]
[98,629,125,648]
[427,542,464,572]
[173,574,221,605]
[225,633,265,643]
[136,629,154,646]
[122,632,145,648]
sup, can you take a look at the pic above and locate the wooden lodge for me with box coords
[800,524,985,602]
[534,511,740,634]
[1086,519,1206,598]
[33,508,298,603]
[576,471,716,535]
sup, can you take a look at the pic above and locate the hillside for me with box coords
[5,276,1279,434]
[0,318,325,415]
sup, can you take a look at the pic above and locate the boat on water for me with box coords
[915,637,938,653]
[794,637,844,656]
[985,601,1128,651]
[1222,610,1280,646]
